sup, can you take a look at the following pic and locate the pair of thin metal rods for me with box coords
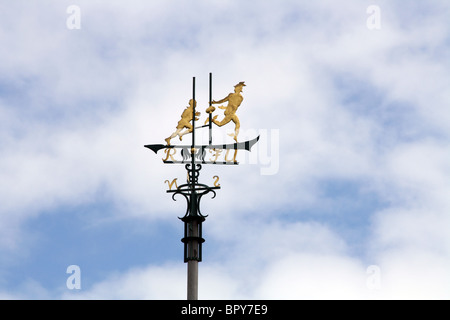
[190,73,213,190]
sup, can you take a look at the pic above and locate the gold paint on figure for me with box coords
[208,82,245,142]
[165,99,200,145]
[204,106,216,125]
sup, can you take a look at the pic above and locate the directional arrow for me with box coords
[144,135,260,154]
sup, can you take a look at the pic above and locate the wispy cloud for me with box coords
[0,0,449,299]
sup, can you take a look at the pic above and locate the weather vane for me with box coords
[144,73,259,300]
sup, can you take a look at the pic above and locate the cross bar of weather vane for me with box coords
[144,135,260,154]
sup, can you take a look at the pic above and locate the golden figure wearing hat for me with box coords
[209,81,246,142]
[165,99,200,145]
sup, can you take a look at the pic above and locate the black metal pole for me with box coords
[192,76,196,186]
[209,73,212,146]
[187,76,198,300]
[190,77,196,216]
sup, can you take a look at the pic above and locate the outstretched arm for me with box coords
[212,94,230,104]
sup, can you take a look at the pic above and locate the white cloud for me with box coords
[59,216,445,300]
[0,0,449,299]
[59,220,366,300]
[63,263,186,300]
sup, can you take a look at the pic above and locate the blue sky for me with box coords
[0,0,449,299]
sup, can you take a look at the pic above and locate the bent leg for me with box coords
[212,115,232,127]
[166,128,182,145]
[233,115,240,140]
[227,115,240,141]
[178,123,193,141]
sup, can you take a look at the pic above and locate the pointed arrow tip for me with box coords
[144,144,166,153]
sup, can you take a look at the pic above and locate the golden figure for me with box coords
[208,82,246,142]
[165,99,200,145]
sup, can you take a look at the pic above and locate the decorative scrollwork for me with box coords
[171,191,190,218]
[170,181,218,219]
[165,158,220,220]
[197,189,216,217]
[185,163,202,184]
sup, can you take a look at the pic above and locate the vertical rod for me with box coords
[187,220,199,300]
[187,76,198,300]
[192,77,195,155]
[187,260,198,300]
[209,72,212,146]
[190,77,196,213]
[191,77,196,189]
